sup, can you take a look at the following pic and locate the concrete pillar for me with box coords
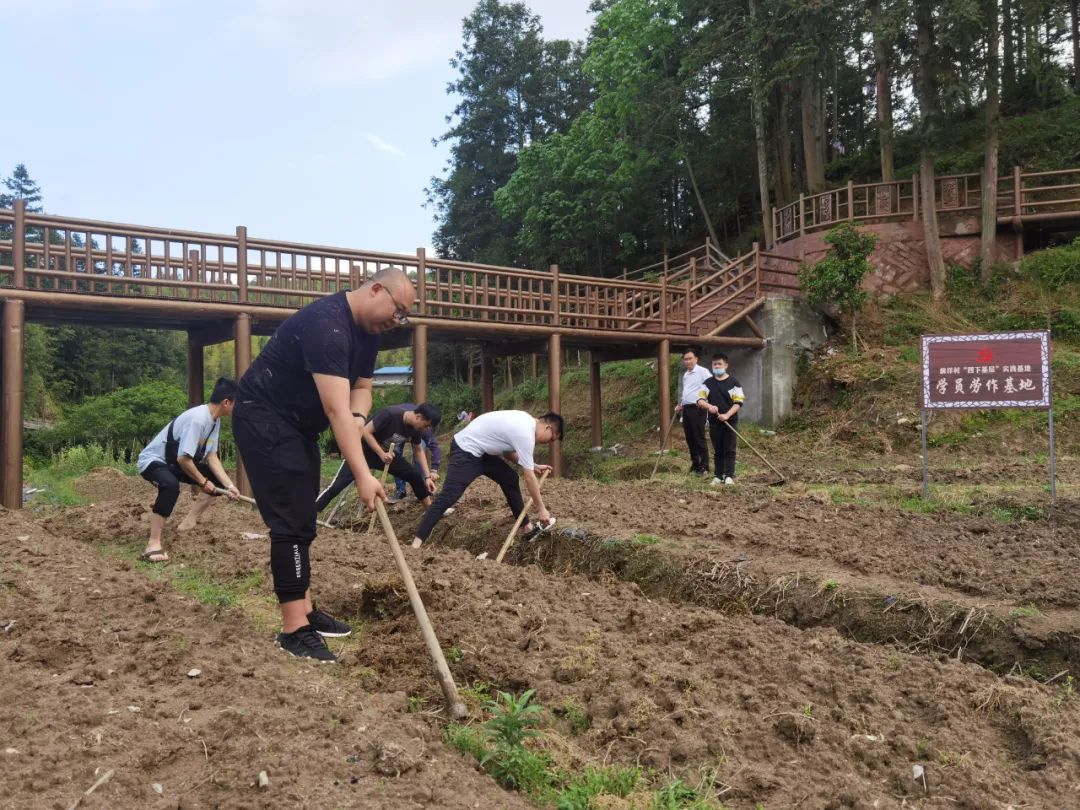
[480,349,494,412]
[234,313,252,496]
[413,323,428,403]
[657,338,671,451]
[187,334,204,408]
[1,300,25,509]
[548,332,562,475]
[589,356,602,450]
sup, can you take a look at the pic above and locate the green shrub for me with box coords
[1021,237,1080,290]
[800,223,878,350]
[30,381,187,460]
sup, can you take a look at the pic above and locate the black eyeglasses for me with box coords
[379,285,410,324]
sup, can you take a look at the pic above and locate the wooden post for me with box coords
[659,274,668,332]
[236,225,248,303]
[912,174,919,220]
[1,300,25,509]
[753,241,762,298]
[1013,165,1022,217]
[846,181,854,220]
[663,250,669,274]
[798,194,806,236]
[550,264,560,327]
[684,280,691,327]
[413,323,428,403]
[768,206,776,246]
[187,332,204,407]
[590,356,602,450]
[657,339,671,453]
[690,256,697,289]
[234,313,252,496]
[548,332,562,475]
[415,247,427,315]
[13,200,25,289]
[480,349,494,412]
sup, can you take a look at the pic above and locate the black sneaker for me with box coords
[277,625,337,663]
[307,606,353,638]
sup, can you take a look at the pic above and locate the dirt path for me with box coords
[4,469,1080,807]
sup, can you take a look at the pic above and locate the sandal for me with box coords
[139,549,170,564]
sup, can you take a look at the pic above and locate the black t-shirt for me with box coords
[370,403,423,448]
[238,291,380,436]
[699,375,746,424]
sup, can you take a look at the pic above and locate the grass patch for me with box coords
[446,688,728,808]
[24,444,135,505]
[1010,605,1041,618]
[630,534,661,546]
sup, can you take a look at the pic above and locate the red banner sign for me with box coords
[921,331,1051,409]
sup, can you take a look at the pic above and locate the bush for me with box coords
[800,223,878,350]
[1021,237,1080,290]
[30,381,187,460]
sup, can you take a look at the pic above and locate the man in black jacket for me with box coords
[696,353,745,486]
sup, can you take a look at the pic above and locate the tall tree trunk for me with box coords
[750,0,773,245]
[800,68,826,193]
[774,82,794,203]
[870,0,895,181]
[915,0,947,301]
[1071,0,1080,92]
[1002,0,1015,95]
[683,148,721,250]
[980,0,1001,282]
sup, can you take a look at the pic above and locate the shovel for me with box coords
[723,421,786,485]
[649,411,680,479]
[495,469,550,563]
[215,487,333,529]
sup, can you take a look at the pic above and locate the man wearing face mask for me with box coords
[696,353,745,486]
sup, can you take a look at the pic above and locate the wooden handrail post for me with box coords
[768,206,776,247]
[846,181,854,220]
[798,194,806,236]
[550,263,560,326]
[912,175,919,220]
[13,199,25,289]
[236,225,248,303]
[684,279,691,327]
[415,247,427,315]
[753,241,761,298]
[704,235,711,260]
[690,256,697,289]
[663,250,669,275]
[659,274,668,332]
[1013,165,1022,216]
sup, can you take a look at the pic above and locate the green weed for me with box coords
[1010,605,1041,618]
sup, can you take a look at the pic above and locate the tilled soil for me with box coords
[4,468,1080,808]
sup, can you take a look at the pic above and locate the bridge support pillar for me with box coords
[413,324,428,403]
[548,333,562,476]
[590,356,602,450]
[480,349,494,412]
[234,313,252,497]
[187,334,204,407]
[657,339,671,452]
[1,300,25,510]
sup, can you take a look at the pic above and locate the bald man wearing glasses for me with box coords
[232,267,414,663]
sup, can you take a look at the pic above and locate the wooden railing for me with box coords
[0,207,697,335]
[771,166,1080,245]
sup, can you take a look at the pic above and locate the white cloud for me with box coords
[365,133,406,159]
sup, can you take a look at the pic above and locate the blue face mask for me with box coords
[713,367,728,378]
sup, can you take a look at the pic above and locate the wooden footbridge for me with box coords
[0,201,800,506]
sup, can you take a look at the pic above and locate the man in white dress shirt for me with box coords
[674,349,712,475]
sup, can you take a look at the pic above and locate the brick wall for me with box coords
[769,220,1021,295]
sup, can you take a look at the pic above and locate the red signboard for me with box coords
[921,331,1051,409]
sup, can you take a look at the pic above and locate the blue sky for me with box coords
[0,0,593,255]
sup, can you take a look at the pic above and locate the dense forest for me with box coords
[427,0,1080,280]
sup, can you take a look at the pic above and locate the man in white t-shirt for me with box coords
[136,377,240,562]
[410,409,563,549]
[674,349,713,475]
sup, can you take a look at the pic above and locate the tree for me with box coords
[749,0,773,243]
[0,163,43,211]
[869,0,899,181]
[1071,0,1080,93]
[426,0,587,266]
[799,223,877,351]
[980,0,1001,281]
[914,0,947,301]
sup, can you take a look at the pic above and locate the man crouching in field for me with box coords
[136,377,240,563]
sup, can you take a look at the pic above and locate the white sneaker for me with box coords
[710,477,722,486]
[724,477,735,486]
[443,507,455,516]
